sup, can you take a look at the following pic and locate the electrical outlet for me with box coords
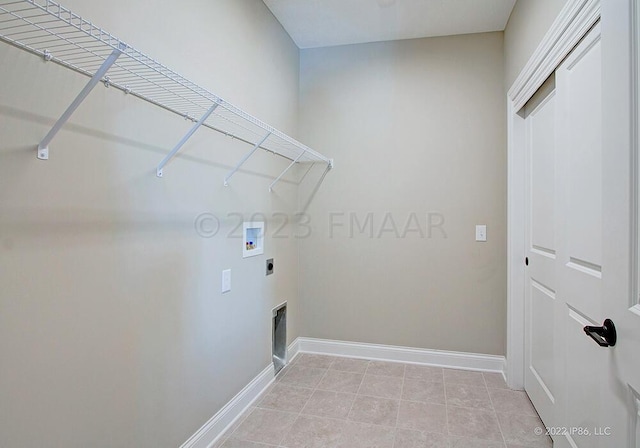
[222,269,231,293]
[476,225,487,242]
[266,258,274,276]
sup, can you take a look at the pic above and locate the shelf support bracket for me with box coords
[156,102,219,177]
[269,151,305,192]
[224,132,271,186]
[37,47,124,160]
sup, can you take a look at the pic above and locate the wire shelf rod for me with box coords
[37,46,123,159]
[224,132,271,186]
[269,151,306,192]
[156,102,219,177]
[0,0,333,171]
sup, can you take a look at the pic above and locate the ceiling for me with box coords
[262,0,517,49]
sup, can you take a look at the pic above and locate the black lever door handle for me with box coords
[583,319,617,347]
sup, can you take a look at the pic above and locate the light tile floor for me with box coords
[213,354,552,448]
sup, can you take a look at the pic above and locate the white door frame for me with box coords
[506,0,601,389]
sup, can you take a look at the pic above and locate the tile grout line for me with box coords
[391,364,407,448]
[304,355,366,448]
[334,357,368,448]
[485,385,548,417]
[282,355,336,447]
[334,361,370,446]
[274,357,300,448]
[396,367,407,428]
[443,368,450,441]
[484,372,508,448]
[233,362,298,442]
[345,359,369,421]
[222,388,260,445]
[262,359,424,432]
[278,356,304,448]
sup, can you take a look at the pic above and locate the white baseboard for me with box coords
[180,363,275,448]
[501,358,508,383]
[287,337,301,363]
[296,337,506,373]
[181,337,505,447]
[180,338,302,448]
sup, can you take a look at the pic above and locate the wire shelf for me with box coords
[0,0,332,178]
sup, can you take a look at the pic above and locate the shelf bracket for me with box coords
[269,150,306,192]
[37,47,124,160]
[224,132,271,186]
[156,102,219,177]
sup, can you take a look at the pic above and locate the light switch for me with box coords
[222,269,231,293]
[476,225,487,242]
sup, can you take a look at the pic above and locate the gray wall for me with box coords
[504,0,570,89]
[0,1,302,446]
[298,32,507,356]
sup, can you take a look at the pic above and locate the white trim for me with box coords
[507,99,526,390]
[287,337,301,362]
[501,358,508,384]
[632,0,640,310]
[508,0,600,111]
[272,301,287,317]
[296,337,505,373]
[506,0,600,389]
[180,363,275,448]
[180,338,301,448]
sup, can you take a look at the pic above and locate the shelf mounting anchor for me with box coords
[269,150,306,192]
[156,102,220,177]
[37,46,124,160]
[224,132,271,186]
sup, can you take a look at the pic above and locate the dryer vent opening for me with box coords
[272,303,287,375]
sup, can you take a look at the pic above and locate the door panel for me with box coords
[524,76,558,426]
[633,391,640,448]
[531,89,557,253]
[601,0,640,446]
[557,23,603,322]
[564,36,603,270]
[530,280,556,400]
[555,22,604,448]
[563,265,601,320]
[564,307,606,448]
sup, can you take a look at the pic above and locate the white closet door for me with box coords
[523,76,559,429]
[524,9,640,444]
[552,4,639,444]
[554,21,605,448]
[600,0,640,446]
